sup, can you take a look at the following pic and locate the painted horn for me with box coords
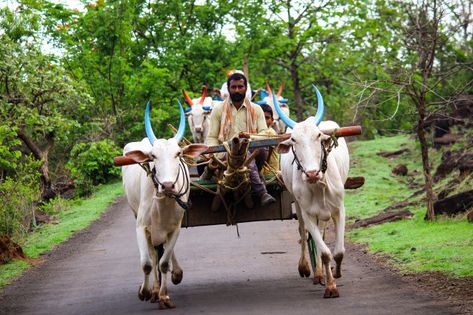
[181,89,194,107]
[199,86,207,104]
[312,84,324,125]
[277,81,284,98]
[145,100,157,145]
[174,100,186,141]
[270,84,296,129]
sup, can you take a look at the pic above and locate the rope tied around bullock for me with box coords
[291,134,339,175]
[139,160,192,211]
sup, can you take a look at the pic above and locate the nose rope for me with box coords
[140,159,191,210]
[291,138,338,177]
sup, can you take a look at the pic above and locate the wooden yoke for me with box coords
[113,125,362,166]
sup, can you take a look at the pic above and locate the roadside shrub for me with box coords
[66,140,122,196]
[39,196,69,216]
[0,157,41,240]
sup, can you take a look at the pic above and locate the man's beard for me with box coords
[230,92,245,102]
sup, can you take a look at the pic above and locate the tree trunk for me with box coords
[289,60,304,121]
[243,53,249,81]
[416,98,436,220]
[17,130,56,201]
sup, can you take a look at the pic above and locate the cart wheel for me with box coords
[307,234,317,272]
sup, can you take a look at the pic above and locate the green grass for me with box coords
[346,135,473,277]
[345,134,421,219]
[0,181,123,286]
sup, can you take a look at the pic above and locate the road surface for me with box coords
[0,197,460,314]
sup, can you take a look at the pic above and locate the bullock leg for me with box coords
[171,252,183,285]
[136,224,153,301]
[157,229,181,309]
[311,220,326,285]
[301,211,339,298]
[294,202,311,278]
[149,244,163,303]
[332,206,346,279]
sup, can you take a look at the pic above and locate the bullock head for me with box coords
[125,100,208,194]
[275,84,330,183]
[182,87,212,143]
[256,82,289,134]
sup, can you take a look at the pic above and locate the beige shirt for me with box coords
[260,127,280,176]
[206,99,268,146]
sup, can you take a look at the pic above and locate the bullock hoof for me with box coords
[138,285,152,301]
[323,287,339,298]
[298,260,311,278]
[313,275,325,285]
[172,270,183,285]
[159,297,176,309]
[150,289,160,303]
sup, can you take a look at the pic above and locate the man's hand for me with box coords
[238,131,251,139]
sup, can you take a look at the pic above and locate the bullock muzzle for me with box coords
[306,170,321,183]
[161,181,176,194]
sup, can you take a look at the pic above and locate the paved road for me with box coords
[0,197,460,314]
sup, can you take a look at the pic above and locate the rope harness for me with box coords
[139,159,192,211]
[291,135,339,176]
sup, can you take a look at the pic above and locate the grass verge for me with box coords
[0,181,123,287]
[346,134,473,277]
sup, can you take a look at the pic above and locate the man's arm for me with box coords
[206,102,222,146]
[254,104,269,133]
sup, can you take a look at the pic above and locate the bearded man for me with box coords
[206,72,276,207]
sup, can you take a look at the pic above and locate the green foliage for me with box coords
[0,157,41,239]
[0,124,21,170]
[66,140,122,195]
[39,196,69,216]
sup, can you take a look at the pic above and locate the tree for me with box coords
[0,7,87,199]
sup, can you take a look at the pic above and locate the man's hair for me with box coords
[260,104,273,119]
[227,72,247,89]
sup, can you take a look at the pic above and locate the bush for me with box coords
[0,157,41,240]
[66,140,122,196]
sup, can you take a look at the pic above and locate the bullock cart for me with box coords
[114,125,362,272]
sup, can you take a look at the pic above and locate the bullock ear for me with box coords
[182,144,209,158]
[276,139,293,154]
[125,150,152,163]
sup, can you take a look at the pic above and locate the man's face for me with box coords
[229,79,246,102]
[264,112,273,127]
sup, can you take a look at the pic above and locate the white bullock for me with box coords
[257,83,290,134]
[182,86,213,143]
[122,101,207,309]
[273,85,349,298]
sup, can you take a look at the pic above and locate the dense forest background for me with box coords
[1,0,472,237]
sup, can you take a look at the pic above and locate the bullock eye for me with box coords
[291,137,297,143]
[317,134,321,139]
[175,152,182,158]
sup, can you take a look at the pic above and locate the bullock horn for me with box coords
[270,83,296,129]
[312,84,325,125]
[174,100,186,141]
[199,86,207,104]
[145,100,157,145]
[277,81,284,98]
[181,89,194,107]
